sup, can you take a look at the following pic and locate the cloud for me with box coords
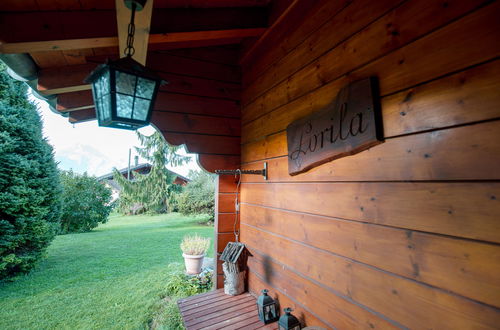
[31,93,202,178]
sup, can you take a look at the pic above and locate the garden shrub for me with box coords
[0,63,62,280]
[176,171,215,223]
[59,171,113,234]
[149,263,213,330]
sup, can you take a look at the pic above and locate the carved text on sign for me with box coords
[286,78,383,175]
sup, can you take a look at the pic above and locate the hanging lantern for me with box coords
[257,289,279,324]
[84,0,165,130]
[278,308,301,330]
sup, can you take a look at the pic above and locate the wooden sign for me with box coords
[286,78,383,175]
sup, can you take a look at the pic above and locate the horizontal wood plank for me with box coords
[240,181,500,243]
[217,213,238,235]
[241,120,500,182]
[243,227,500,329]
[247,272,331,329]
[242,0,403,105]
[154,93,240,118]
[242,59,500,144]
[177,290,271,330]
[56,90,93,110]
[87,51,241,83]
[217,194,237,214]
[197,155,240,173]
[152,112,240,137]
[245,248,399,329]
[160,46,239,65]
[38,64,240,100]
[157,132,240,155]
[0,8,266,43]
[242,1,500,125]
[241,0,353,86]
[241,203,500,307]
[217,232,236,253]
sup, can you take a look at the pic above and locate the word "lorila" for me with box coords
[286,78,383,175]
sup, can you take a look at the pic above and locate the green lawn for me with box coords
[0,213,214,330]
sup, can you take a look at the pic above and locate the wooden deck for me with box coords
[178,289,278,330]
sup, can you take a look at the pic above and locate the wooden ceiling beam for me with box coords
[37,63,96,95]
[0,0,270,11]
[0,8,267,43]
[68,108,96,123]
[0,28,266,54]
[115,0,153,65]
[56,90,93,111]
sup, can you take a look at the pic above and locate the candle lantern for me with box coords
[257,289,279,324]
[278,308,301,330]
[84,0,165,130]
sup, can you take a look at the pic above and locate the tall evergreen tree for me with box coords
[114,131,189,214]
[0,63,62,280]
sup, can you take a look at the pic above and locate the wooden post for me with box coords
[213,175,238,289]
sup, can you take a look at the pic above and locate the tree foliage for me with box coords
[114,131,189,214]
[176,170,215,222]
[59,171,112,234]
[0,63,62,280]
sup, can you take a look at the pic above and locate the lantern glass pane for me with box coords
[136,77,156,99]
[133,97,150,121]
[101,93,111,121]
[115,71,137,95]
[98,70,110,97]
[93,70,111,121]
[116,93,134,119]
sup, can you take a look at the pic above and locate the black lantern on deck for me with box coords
[257,289,279,324]
[278,308,301,330]
[84,0,164,130]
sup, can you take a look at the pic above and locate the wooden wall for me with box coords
[238,0,500,328]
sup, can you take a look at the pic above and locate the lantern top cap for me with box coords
[261,289,269,295]
[284,308,293,314]
[124,0,147,11]
[84,56,166,86]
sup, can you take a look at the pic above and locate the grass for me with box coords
[0,213,214,330]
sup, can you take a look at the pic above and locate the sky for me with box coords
[31,93,202,178]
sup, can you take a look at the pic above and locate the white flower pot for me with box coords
[183,253,205,275]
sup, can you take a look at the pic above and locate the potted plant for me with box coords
[180,234,210,275]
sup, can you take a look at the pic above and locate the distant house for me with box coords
[97,163,190,201]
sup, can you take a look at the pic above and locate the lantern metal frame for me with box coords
[257,289,279,324]
[84,0,165,130]
[278,308,301,330]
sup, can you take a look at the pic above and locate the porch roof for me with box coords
[1,0,316,172]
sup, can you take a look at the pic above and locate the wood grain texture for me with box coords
[241,120,500,182]
[248,271,331,329]
[145,52,241,83]
[239,0,500,328]
[154,93,240,118]
[161,46,239,65]
[159,133,239,155]
[242,59,500,144]
[241,203,500,307]
[241,0,353,85]
[152,112,240,137]
[242,0,403,104]
[242,227,500,329]
[240,181,500,243]
[0,8,266,43]
[197,155,240,173]
[217,232,236,253]
[246,248,400,329]
[242,0,499,124]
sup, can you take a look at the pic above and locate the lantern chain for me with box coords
[124,2,137,57]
